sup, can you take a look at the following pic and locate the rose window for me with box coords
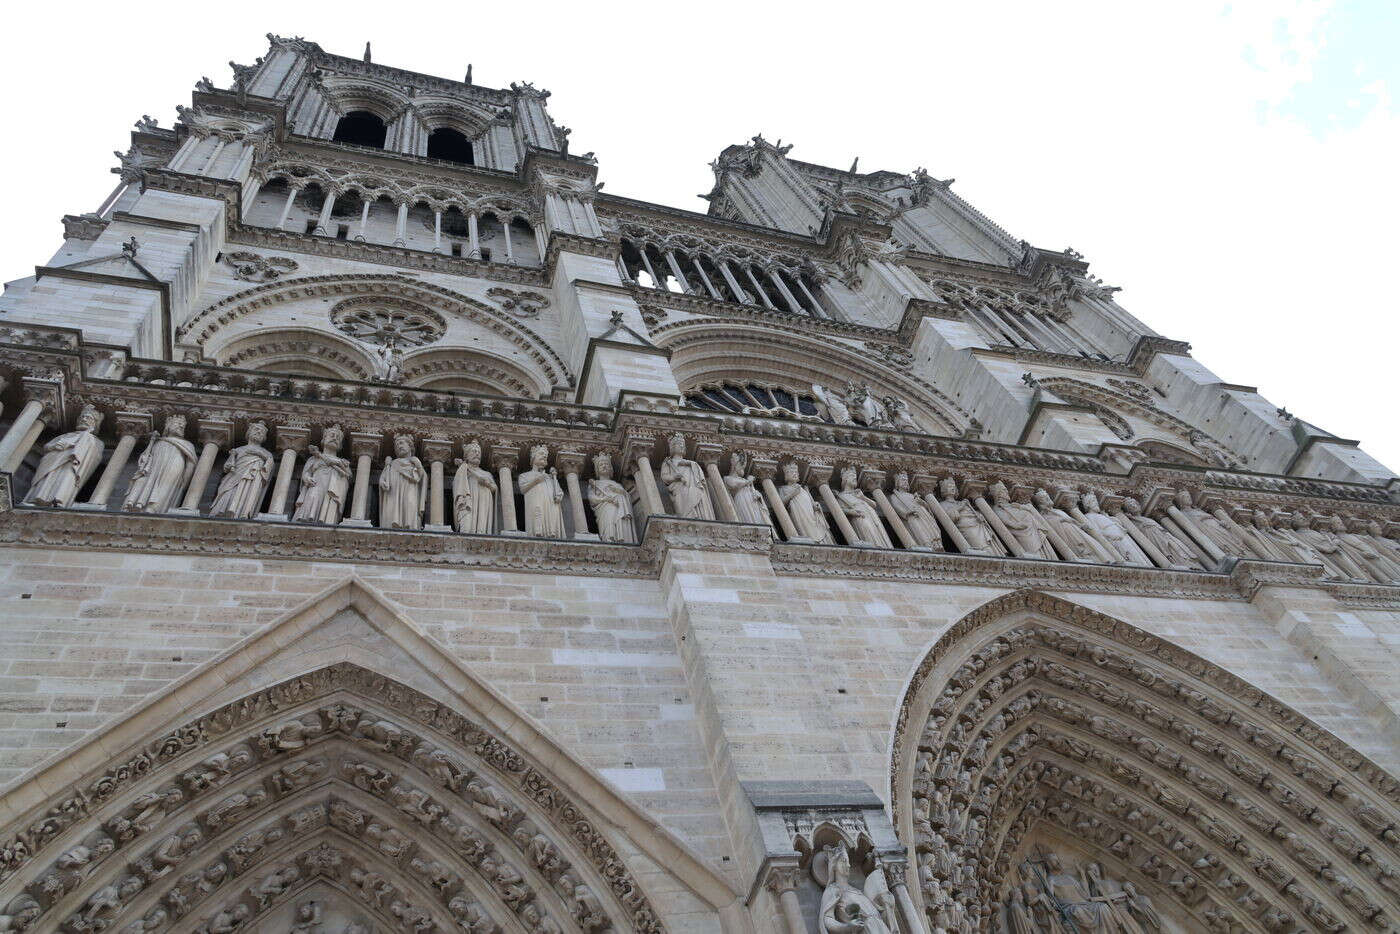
[330,299,446,348]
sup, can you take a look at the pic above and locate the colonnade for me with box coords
[619,237,829,318]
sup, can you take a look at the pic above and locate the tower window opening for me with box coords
[336,224,349,240]
[450,242,462,257]
[304,219,318,235]
[332,110,388,149]
[428,128,474,165]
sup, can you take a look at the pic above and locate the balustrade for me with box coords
[1,375,1399,583]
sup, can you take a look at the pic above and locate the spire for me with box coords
[465,64,473,85]
[363,42,371,63]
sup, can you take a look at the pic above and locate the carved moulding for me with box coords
[0,663,666,933]
[890,590,1400,933]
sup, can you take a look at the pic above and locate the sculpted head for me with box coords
[1327,515,1347,533]
[1033,488,1054,508]
[667,432,687,458]
[393,433,414,458]
[1289,511,1308,531]
[592,452,613,479]
[1367,519,1385,536]
[895,471,911,491]
[463,440,482,465]
[939,476,958,499]
[989,481,1009,505]
[1081,491,1101,513]
[321,425,343,452]
[783,461,800,484]
[246,421,268,445]
[1173,488,1193,509]
[163,414,187,437]
[840,465,858,490]
[729,450,747,475]
[1250,510,1270,529]
[76,405,103,432]
[530,444,549,469]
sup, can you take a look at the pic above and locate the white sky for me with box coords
[2,1,1395,470]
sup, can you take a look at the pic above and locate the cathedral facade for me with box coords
[0,35,1397,934]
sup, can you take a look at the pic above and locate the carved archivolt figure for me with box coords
[724,451,773,529]
[988,482,1055,559]
[123,415,196,513]
[816,844,891,933]
[835,466,892,548]
[659,432,714,520]
[23,404,104,507]
[887,472,941,548]
[586,453,634,544]
[451,440,496,534]
[812,383,853,425]
[937,477,1004,555]
[1120,496,1199,569]
[378,433,428,530]
[293,425,351,525]
[518,444,565,537]
[209,421,273,519]
[778,460,834,543]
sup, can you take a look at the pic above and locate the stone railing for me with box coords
[2,327,1399,596]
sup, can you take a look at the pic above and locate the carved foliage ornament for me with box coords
[485,287,551,318]
[222,251,299,283]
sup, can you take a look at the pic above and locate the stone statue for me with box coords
[835,466,892,547]
[1033,489,1107,562]
[370,342,404,383]
[1173,489,1253,557]
[293,425,351,525]
[845,382,888,428]
[1241,509,1298,562]
[209,421,274,519]
[724,451,773,529]
[812,383,853,425]
[883,396,920,432]
[1081,491,1150,565]
[588,453,635,544]
[378,433,428,529]
[888,471,941,548]
[1003,883,1035,934]
[938,477,1005,555]
[1121,881,1163,931]
[778,461,834,543]
[988,482,1056,559]
[290,899,322,933]
[816,844,891,933]
[123,415,196,513]
[451,440,497,534]
[1120,496,1200,569]
[659,432,714,519]
[1295,513,1369,581]
[1035,852,1113,930]
[518,444,565,537]
[1342,519,1400,582]
[23,404,104,507]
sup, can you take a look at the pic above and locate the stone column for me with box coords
[0,393,54,472]
[394,200,408,246]
[356,200,371,240]
[175,418,233,514]
[502,217,515,263]
[637,246,662,288]
[1160,512,1216,566]
[315,189,337,235]
[809,463,861,545]
[719,260,751,304]
[770,269,806,315]
[752,456,801,541]
[491,445,520,533]
[796,276,826,318]
[625,433,665,521]
[275,184,300,230]
[764,867,806,934]
[664,251,693,294]
[467,212,480,257]
[973,487,1027,558]
[422,438,453,531]
[691,257,722,299]
[914,474,974,554]
[862,467,922,550]
[343,431,381,527]
[696,443,738,522]
[555,451,598,541]
[432,210,443,252]
[80,411,151,509]
[1165,502,1227,564]
[880,858,927,934]
[745,264,778,309]
[258,424,308,521]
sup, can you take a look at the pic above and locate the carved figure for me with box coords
[888,471,941,548]
[123,415,196,513]
[293,425,351,525]
[816,844,891,933]
[452,440,497,534]
[518,444,565,537]
[1033,489,1107,562]
[0,894,40,931]
[1338,518,1400,581]
[884,396,920,432]
[937,477,1004,555]
[447,896,493,933]
[290,900,322,933]
[1120,496,1200,569]
[23,405,103,507]
[659,433,714,519]
[205,904,250,933]
[1173,489,1252,557]
[724,451,773,529]
[989,482,1056,559]
[1080,492,1150,565]
[208,421,273,518]
[778,461,834,542]
[378,433,427,530]
[586,453,635,543]
[827,467,885,546]
[812,384,853,425]
[844,382,888,428]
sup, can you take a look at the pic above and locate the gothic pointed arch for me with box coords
[0,579,737,933]
[177,274,571,395]
[651,319,970,437]
[891,590,1400,933]
[214,326,377,380]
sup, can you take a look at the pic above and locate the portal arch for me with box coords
[891,590,1400,933]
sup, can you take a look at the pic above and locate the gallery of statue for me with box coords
[0,35,1398,934]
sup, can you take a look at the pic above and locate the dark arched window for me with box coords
[427,128,474,165]
[332,111,387,149]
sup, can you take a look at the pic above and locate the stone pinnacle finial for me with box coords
[465,64,472,85]
[363,42,371,63]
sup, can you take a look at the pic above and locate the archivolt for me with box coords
[652,319,970,437]
[891,590,1400,933]
[178,274,570,393]
[214,327,376,380]
[0,664,663,933]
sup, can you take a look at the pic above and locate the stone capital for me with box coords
[858,467,887,492]
[349,431,383,459]
[693,442,724,467]
[911,472,940,496]
[763,864,800,896]
[274,424,311,453]
[750,456,779,481]
[490,446,520,471]
[804,462,834,486]
[113,410,154,438]
[554,450,587,475]
[196,417,235,448]
[420,438,454,464]
[621,430,658,468]
[1051,487,1080,510]
[19,377,63,422]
